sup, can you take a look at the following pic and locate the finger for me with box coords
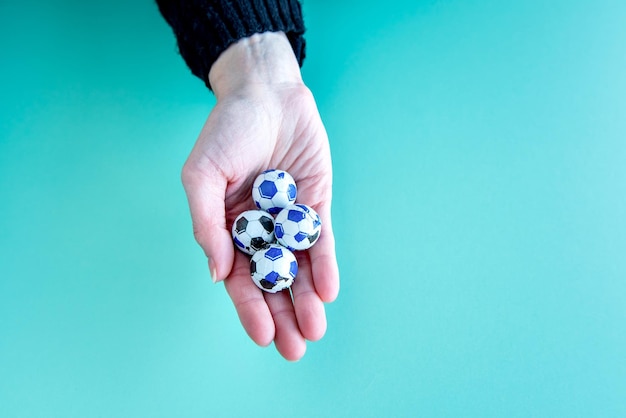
[265,289,307,361]
[181,163,234,282]
[291,252,327,341]
[308,203,340,302]
[224,252,275,346]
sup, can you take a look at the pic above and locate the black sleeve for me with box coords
[156,0,306,90]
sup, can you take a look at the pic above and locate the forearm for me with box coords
[209,32,303,99]
[155,0,307,90]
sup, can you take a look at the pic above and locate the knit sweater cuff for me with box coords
[157,0,306,90]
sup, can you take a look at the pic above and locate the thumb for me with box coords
[181,164,234,283]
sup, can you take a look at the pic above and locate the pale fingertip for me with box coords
[313,261,340,303]
[290,254,330,342]
[208,257,218,283]
[254,333,274,348]
[320,280,340,303]
[288,347,307,362]
[304,317,326,342]
[264,289,307,361]
[278,339,307,362]
[309,302,328,341]
[292,289,328,354]
[307,217,340,303]
[241,310,275,348]
[293,290,328,341]
[224,270,276,347]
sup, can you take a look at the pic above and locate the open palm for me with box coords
[181,82,339,360]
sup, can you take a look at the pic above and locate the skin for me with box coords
[181,31,339,361]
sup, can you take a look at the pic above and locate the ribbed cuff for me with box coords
[157,0,306,90]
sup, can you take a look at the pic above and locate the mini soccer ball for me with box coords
[250,244,298,293]
[232,210,275,255]
[251,169,297,215]
[275,204,322,251]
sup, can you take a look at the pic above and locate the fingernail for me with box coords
[208,257,218,283]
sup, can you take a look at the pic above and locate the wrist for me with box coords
[209,32,304,99]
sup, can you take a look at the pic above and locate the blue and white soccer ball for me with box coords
[250,244,298,293]
[251,169,297,215]
[232,210,275,255]
[275,204,322,251]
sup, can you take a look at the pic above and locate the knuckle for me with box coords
[180,160,198,186]
[191,221,209,248]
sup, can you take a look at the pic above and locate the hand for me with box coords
[181,32,339,361]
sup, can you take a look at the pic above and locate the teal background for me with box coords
[1,0,625,416]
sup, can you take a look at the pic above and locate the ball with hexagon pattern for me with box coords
[232,210,276,255]
[275,204,322,251]
[251,169,297,214]
[250,244,298,293]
